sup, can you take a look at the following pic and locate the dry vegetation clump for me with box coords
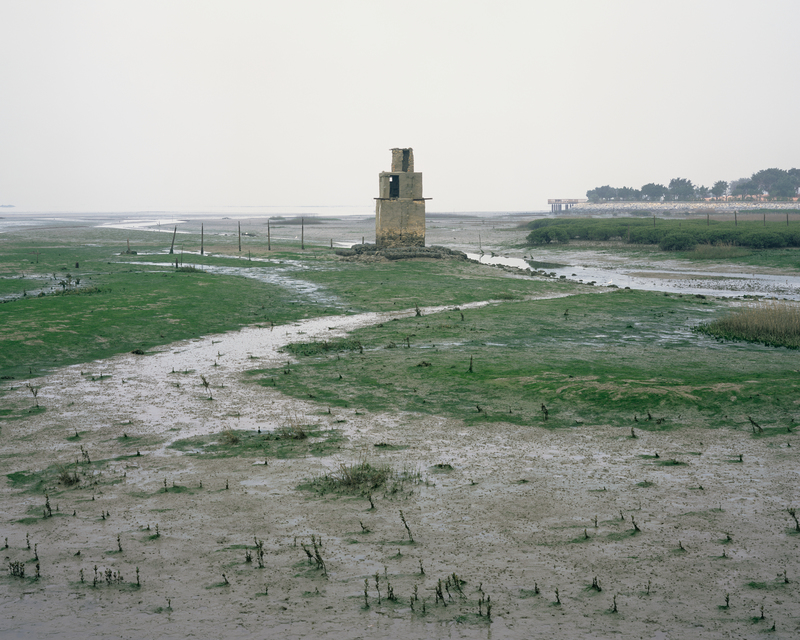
[301,458,404,495]
[274,412,309,440]
[695,300,800,348]
[220,427,240,445]
[57,464,80,487]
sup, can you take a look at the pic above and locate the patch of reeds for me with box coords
[694,301,800,349]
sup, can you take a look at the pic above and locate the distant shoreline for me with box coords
[570,201,800,213]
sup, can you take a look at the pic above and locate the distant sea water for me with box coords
[0,207,547,233]
[0,206,375,233]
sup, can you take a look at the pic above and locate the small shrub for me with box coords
[274,412,309,440]
[58,464,80,487]
[659,232,696,251]
[273,424,308,440]
[300,458,418,496]
[221,428,240,446]
[526,227,570,245]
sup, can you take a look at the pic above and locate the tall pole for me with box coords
[200,223,204,255]
[169,226,177,254]
[267,218,271,251]
[238,221,242,252]
[301,217,304,250]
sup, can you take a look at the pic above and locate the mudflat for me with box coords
[1,213,799,639]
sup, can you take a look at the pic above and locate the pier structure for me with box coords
[548,198,587,213]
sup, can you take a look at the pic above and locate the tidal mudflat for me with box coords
[1,213,799,639]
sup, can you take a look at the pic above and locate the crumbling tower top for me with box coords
[391,148,414,173]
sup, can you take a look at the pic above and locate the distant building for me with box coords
[375,148,428,247]
[548,198,588,213]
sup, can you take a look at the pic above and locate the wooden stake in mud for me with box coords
[653,215,656,227]
[734,210,737,226]
[301,217,304,250]
[763,212,766,227]
[169,226,177,254]
[126,239,131,253]
[238,222,242,252]
[267,218,271,251]
[200,224,204,255]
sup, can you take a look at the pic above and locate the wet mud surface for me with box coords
[2,300,799,639]
[2,213,800,638]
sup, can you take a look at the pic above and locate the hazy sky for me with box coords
[1,0,798,214]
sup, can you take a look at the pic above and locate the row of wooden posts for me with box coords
[648,211,794,227]
[166,218,344,256]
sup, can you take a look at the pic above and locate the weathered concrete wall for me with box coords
[391,148,414,172]
[376,198,425,247]
[376,147,426,248]
[378,172,423,199]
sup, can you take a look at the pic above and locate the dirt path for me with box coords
[1,296,799,639]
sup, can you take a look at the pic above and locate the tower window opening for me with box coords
[389,175,400,198]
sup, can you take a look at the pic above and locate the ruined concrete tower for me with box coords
[375,148,427,247]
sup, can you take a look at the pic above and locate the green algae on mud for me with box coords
[297,256,580,311]
[254,289,800,431]
[0,226,581,380]
[6,456,130,496]
[0,249,329,379]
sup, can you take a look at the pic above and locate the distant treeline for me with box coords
[526,217,800,251]
[587,168,800,203]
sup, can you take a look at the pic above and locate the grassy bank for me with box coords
[0,233,331,379]
[252,290,800,430]
[526,217,800,252]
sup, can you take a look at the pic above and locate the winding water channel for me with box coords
[467,252,800,300]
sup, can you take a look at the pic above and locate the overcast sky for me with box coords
[1,0,798,214]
